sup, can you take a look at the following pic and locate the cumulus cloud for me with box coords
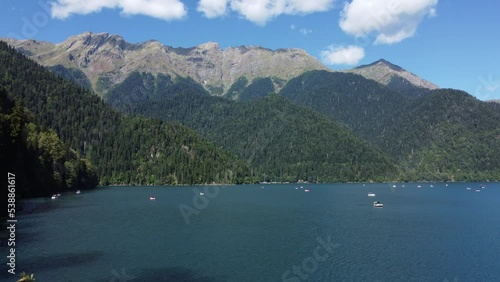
[321,45,365,65]
[198,0,228,18]
[339,0,438,45]
[50,0,187,21]
[198,0,334,25]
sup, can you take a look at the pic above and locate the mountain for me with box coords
[280,70,500,181]
[120,91,398,182]
[344,59,439,96]
[0,41,249,185]
[378,89,500,181]
[1,32,329,98]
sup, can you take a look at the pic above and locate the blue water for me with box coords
[2,183,500,281]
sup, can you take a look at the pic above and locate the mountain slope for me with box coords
[0,41,248,185]
[279,70,500,181]
[1,89,98,197]
[280,70,408,138]
[344,59,438,96]
[120,91,398,182]
[377,89,500,181]
[2,32,329,97]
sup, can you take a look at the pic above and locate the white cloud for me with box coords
[339,0,438,45]
[299,28,312,35]
[321,45,365,65]
[50,0,187,21]
[198,0,228,18]
[198,0,334,25]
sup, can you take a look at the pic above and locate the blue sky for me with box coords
[1,0,499,100]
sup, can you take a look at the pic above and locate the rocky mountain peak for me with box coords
[345,58,439,91]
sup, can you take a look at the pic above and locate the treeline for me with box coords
[0,41,249,186]
[0,89,97,197]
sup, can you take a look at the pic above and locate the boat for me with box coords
[373,201,383,208]
[304,189,310,192]
[417,185,421,188]
[200,192,204,196]
[368,192,376,197]
[149,196,156,200]
[51,195,57,200]
[475,189,480,192]
[430,185,434,188]
[392,185,396,188]
[76,190,81,194]
[466,187,471,190]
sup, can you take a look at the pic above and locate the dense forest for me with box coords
[118,90,398,182]
[0,42,249,187]
[280,71,500,181]
[0,88,97,197]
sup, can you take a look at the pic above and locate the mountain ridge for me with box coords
[1,31,330,97]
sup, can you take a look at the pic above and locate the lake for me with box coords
[3,183,500,281]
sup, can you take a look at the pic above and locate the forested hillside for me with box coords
[378,89,500,181]
[0,42,249,185]
[0,89,97,197]
[280,71,500,181]
[121,91,398,182]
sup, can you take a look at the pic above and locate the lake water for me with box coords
[3,183,500,281]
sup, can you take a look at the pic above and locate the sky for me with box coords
[1,0,499,100]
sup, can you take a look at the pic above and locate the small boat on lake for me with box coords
[466,187,471,190]
[368,192,376,197]
[475,189,480,192]
[51,195,58,200]
[149,196,156,200]
[373,201,383,208]
[200,192,204,196]
[304,189,310,192]
[76,190,81,194]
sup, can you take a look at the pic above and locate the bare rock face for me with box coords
[344,59,439,90]
[2,32,329,96]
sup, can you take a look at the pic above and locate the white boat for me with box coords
[417,185,421,188]
[368,192,376,197]
[76,190,81,194]
[200,192,204,196]
[149,196,156,200]
[430,185,434,188]
[475,189,480,192]
[51,195,57,200]
[304,189,310,192]
[392,185,396,188]
[466,187,471,190]
[373,201,383,208]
